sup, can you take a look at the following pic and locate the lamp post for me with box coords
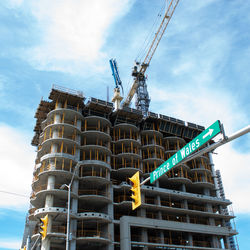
[60,164,79,250]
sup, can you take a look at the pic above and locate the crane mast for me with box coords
[122,0,180,116]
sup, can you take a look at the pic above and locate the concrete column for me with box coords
[188,233,193,247]
[120,217,131,250]
[203,188,210,196]
[108,185,114,250]
[76,119,81,130]
[45,175,55,208]
[41,176,55,250]
[212,235,220,248]
[141,228,148,250]
[54,114,61,124]
[47,175,55,189]
[208,152,220,197]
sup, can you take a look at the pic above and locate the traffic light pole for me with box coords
[140,124,250,186]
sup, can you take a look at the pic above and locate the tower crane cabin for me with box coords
[110,0,180,116]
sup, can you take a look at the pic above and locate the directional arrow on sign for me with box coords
[150,120,222,183]
[203,129,213,139]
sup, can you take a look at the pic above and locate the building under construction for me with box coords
[21,85,238,250]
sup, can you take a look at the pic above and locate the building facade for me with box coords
[22,85,237,250]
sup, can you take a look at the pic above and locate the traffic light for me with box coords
[40,214,49,240]
[129,171,141,210]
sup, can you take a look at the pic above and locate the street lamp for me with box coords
[60,164,79,250]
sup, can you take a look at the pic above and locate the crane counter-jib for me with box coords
[122,0,180,110]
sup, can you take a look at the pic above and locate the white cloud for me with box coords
[0,238,21,249]
[0,124,35,209]
[213,144,250,214]
[23,0,134,74]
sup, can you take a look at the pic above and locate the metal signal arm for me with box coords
[122,0,180,108]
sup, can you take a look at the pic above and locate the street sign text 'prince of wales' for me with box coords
[150,120,221,183]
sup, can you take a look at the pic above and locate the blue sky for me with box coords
[0,0,249,249]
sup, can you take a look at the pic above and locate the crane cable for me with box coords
[135,0,167,63]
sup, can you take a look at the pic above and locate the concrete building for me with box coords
[22,85,237,250]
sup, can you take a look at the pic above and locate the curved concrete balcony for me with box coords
[30,186,78,208]
[78,190,112,204]
[41,137,80,149]
[83,115,111,128]
[116,152,141,161]
[113,138,141,147]
[164,136,186,151]
[112,123,139,142]
[79,174,110,185]
[167,176,192,185]
[34,207,68,218]
[44,122,81,137]
[31,225,67,241]
[77,212,111,223]
[113,123,139,132]
[142,157,164,165]
[190,167,212,175]
[167,168,192,184]
[112,161,142,175]
[192,179,215,189]
[78,160,111,170]
[81,145,112,156]
[82,130,111,141]
[40,152,77,163]
[77,230,111,245]
[141,129,163,138]
[36,166,74,182]
[141,143,164,151]
[47,108,83,122]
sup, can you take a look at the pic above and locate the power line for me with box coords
[0,190,29,198]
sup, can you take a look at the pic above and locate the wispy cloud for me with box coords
[0,124,35,209]
[19,0,134,74]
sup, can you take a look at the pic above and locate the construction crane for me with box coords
[122,0,180,116]
[109,58,124,110]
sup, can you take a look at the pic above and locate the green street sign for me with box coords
[150,120,221,183]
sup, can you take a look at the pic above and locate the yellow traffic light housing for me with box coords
[129,171,141,210]
[40,214,49,240]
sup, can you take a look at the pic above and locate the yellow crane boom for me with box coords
[122,0,180,110]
